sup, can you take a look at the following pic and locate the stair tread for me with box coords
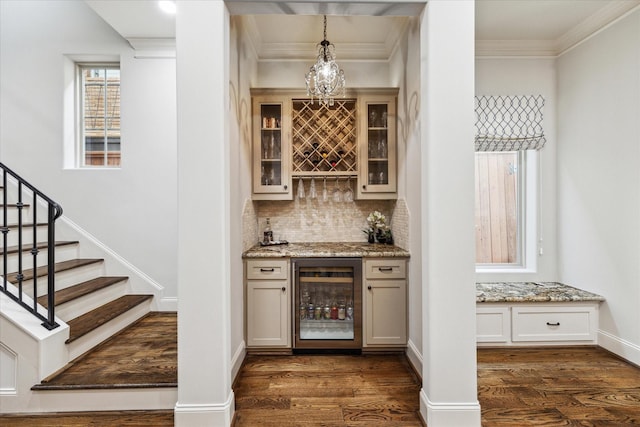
[37,276,129,308]
[5,222,48,228]
[0,240,77,256]
[34,312,176,390]
[66,294,153,344]
[4,258,103,283]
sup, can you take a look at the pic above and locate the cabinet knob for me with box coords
[282,286,286,292]
[284,185,288,190]
[362,185,366,190]
[367,285,372,290]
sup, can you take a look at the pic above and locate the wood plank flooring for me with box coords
[4,310,640,427]
[35,311,177,389]
[0,410,174,426]
[478,346,640,426]
[232,353,424,426]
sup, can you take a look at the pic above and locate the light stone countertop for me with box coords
[476,282,605,303]
[242,242,410,258]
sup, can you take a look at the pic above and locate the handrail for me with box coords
[1,162,63,330]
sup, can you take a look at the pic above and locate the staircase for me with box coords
[1,174,177,414]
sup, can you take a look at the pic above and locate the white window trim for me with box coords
[62,55,121,170]
[476,150,538,273]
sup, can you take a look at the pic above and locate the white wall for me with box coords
[389,16,423,373]
[557,9,640,364]
[0,1,178,297]
[475,57,558,282]
[229,15,258,378]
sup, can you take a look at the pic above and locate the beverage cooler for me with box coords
[293,258,362,350]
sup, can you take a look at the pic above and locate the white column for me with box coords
[419,1,480,426]
[175,1,234,425]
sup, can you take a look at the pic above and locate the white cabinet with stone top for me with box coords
[476,282,604,347]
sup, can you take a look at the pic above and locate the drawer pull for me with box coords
[546,322,560,326]
[378,267,393,272]
[260,268,275,272]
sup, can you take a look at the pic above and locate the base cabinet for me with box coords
[245,259,291,348]
[477,303,599,346]
[363,258,407,347]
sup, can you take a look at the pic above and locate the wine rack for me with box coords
[291,98,357,175]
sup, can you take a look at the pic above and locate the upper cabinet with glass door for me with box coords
[252,94,292,200]
[357,92,397,199]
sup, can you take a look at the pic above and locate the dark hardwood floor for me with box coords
[35,311,177,390]
[478,346,640,426]
[3,312,640,426]
[233,352,423,426]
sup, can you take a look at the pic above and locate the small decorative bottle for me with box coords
[263,218,273,243]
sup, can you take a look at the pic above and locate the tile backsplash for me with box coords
[243,182,410,250]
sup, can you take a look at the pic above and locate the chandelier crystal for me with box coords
[305,15,346,106]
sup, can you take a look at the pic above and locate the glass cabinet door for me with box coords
[252,97,291,199]
[358,95,397,199]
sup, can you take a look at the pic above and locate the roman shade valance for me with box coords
[475,95,546,151]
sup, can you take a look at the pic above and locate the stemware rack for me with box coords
[291,98,357,176]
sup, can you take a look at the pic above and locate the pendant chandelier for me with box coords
[305,15,346,106]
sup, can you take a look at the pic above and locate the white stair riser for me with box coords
[67,298,151,360]
[17,262,106,298]
[3,225,49,246]
[55,280,128,321]
[1,244,79,275]
[28,388,177,413]
[2,206,38,224]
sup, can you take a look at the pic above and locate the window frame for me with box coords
[75,62,121,168]
[475,150,538,273]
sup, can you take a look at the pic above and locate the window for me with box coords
[77,64,121,167]
[474,95,544,271]
[475,150,537,270]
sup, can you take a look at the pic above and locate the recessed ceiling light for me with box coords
[158,0,176,15]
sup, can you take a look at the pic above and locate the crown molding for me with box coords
[476,0,640,57]
[127,38,176,59]
[555,1,640,54]
[475,40,557,57]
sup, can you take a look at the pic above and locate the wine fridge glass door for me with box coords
[294,258,362,350]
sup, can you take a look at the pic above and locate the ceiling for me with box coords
[86,0,640,58]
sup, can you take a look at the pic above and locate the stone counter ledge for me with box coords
[477,281,605,303]
[243,242,410,258]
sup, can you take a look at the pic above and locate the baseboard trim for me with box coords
[174,390,235,427]
[420,390,481,427]
[598,329,640,367]
[405,338,423,381]
[158,297,178,312]
[231,341,246,384]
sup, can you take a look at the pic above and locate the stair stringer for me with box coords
[0,290,70,414]
[55,216,175,311]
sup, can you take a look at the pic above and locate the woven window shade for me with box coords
[475,95,546,151]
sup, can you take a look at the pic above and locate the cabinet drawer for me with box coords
[512,306,597,342]
[476,307,510,343]
[364,259,406,279]
[246,259,289,280]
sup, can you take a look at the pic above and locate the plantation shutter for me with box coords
[475,95,546,151]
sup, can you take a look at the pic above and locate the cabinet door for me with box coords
[358,95,397,199]
[364,279,407,346]
[247,280,290,347]
[252,96,292,200]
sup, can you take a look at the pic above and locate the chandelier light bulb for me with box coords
[305,15,346,106]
